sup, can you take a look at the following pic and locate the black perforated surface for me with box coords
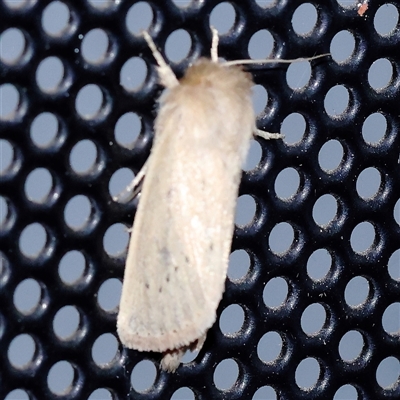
[1,0,400,399]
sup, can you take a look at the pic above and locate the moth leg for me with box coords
[112,160,148,203]
[142,31,179,89]
[254,128,284,140]
[210,26,219,63]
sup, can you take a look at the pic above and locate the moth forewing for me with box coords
[117,59,255,371]
[117,29,328,372]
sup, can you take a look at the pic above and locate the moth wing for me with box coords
[118,138,237,352]
[118,64,254,353]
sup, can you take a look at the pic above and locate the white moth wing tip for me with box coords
[117,310,216,353]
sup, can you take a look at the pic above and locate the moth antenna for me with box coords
[210,26,219,63]
[223,53,331,67]
[142,31,179,88]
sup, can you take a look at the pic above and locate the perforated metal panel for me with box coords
[1,0,400,399]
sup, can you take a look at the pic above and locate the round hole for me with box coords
[81,29,111,64]
[3,0,30,9]
[257,331,283,363]
[13,278,42,315]
[252,84,268,116]
[75,84,107,120]
[295,357,320,390]
[97,278,122,312]
[126,2,153,35]
[334,384,358,400]
[172,0,192,8]
[24,168,53,203]
[255,0,277,8]
[274,167,300,200]
[0,139,15,175]
[120,57,147,92]
[219,304,245,335]
[312,194,338,227]
[394,199,400,226]
[171,387,195,400]
[92,333,119,366]
[47,360,75,395]
[181,347,199,365]
[356,167,381,199]
[286,61,312,90]
[209,2,236,35]
[165,29,192,63]
[253,386,277,399]
[382,302,400,335]
[69,139,98,175]
[87,0,115,10]
[228,249,250,281]
[291,3,318,36]
[130,360,157,393]
[339,330,364,362]
[243,139,262,171]
[248,29,274,60]
[19,223,47,259]
[376,357,400,389]
[324,85,350,118]
[53,305,80,340]
[350,221,376,254]
[307,248,332,281]
[368,58,393,91]
[301,303,326,335]
[269,222,294,255]
[318,139,344,172]
[109,168,135,200]
[103,223,130,257]
[88,389,113,400]
[235,195,256,226]
[58,250,86,285]
[362,112,387,145]
[114,112,141,149]
[30,112,61,149]
[336,0,357,9]
[281,113,306,144]
[344,276,369,307]
[374,4,399,37]
[263,277,288,308]
[5,389,30,400]
[0,83,21,121]
[0,28,27,65]
[388,249,400,281]
[36,56,66,94]
[42,1,73,37]
[330,30,356,63]
[213,358,239,390]
[64,195,93,231]
[7,334,36,369]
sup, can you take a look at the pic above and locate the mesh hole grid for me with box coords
[1,0,400,399]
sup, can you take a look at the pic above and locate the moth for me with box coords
[117,28,328,372]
